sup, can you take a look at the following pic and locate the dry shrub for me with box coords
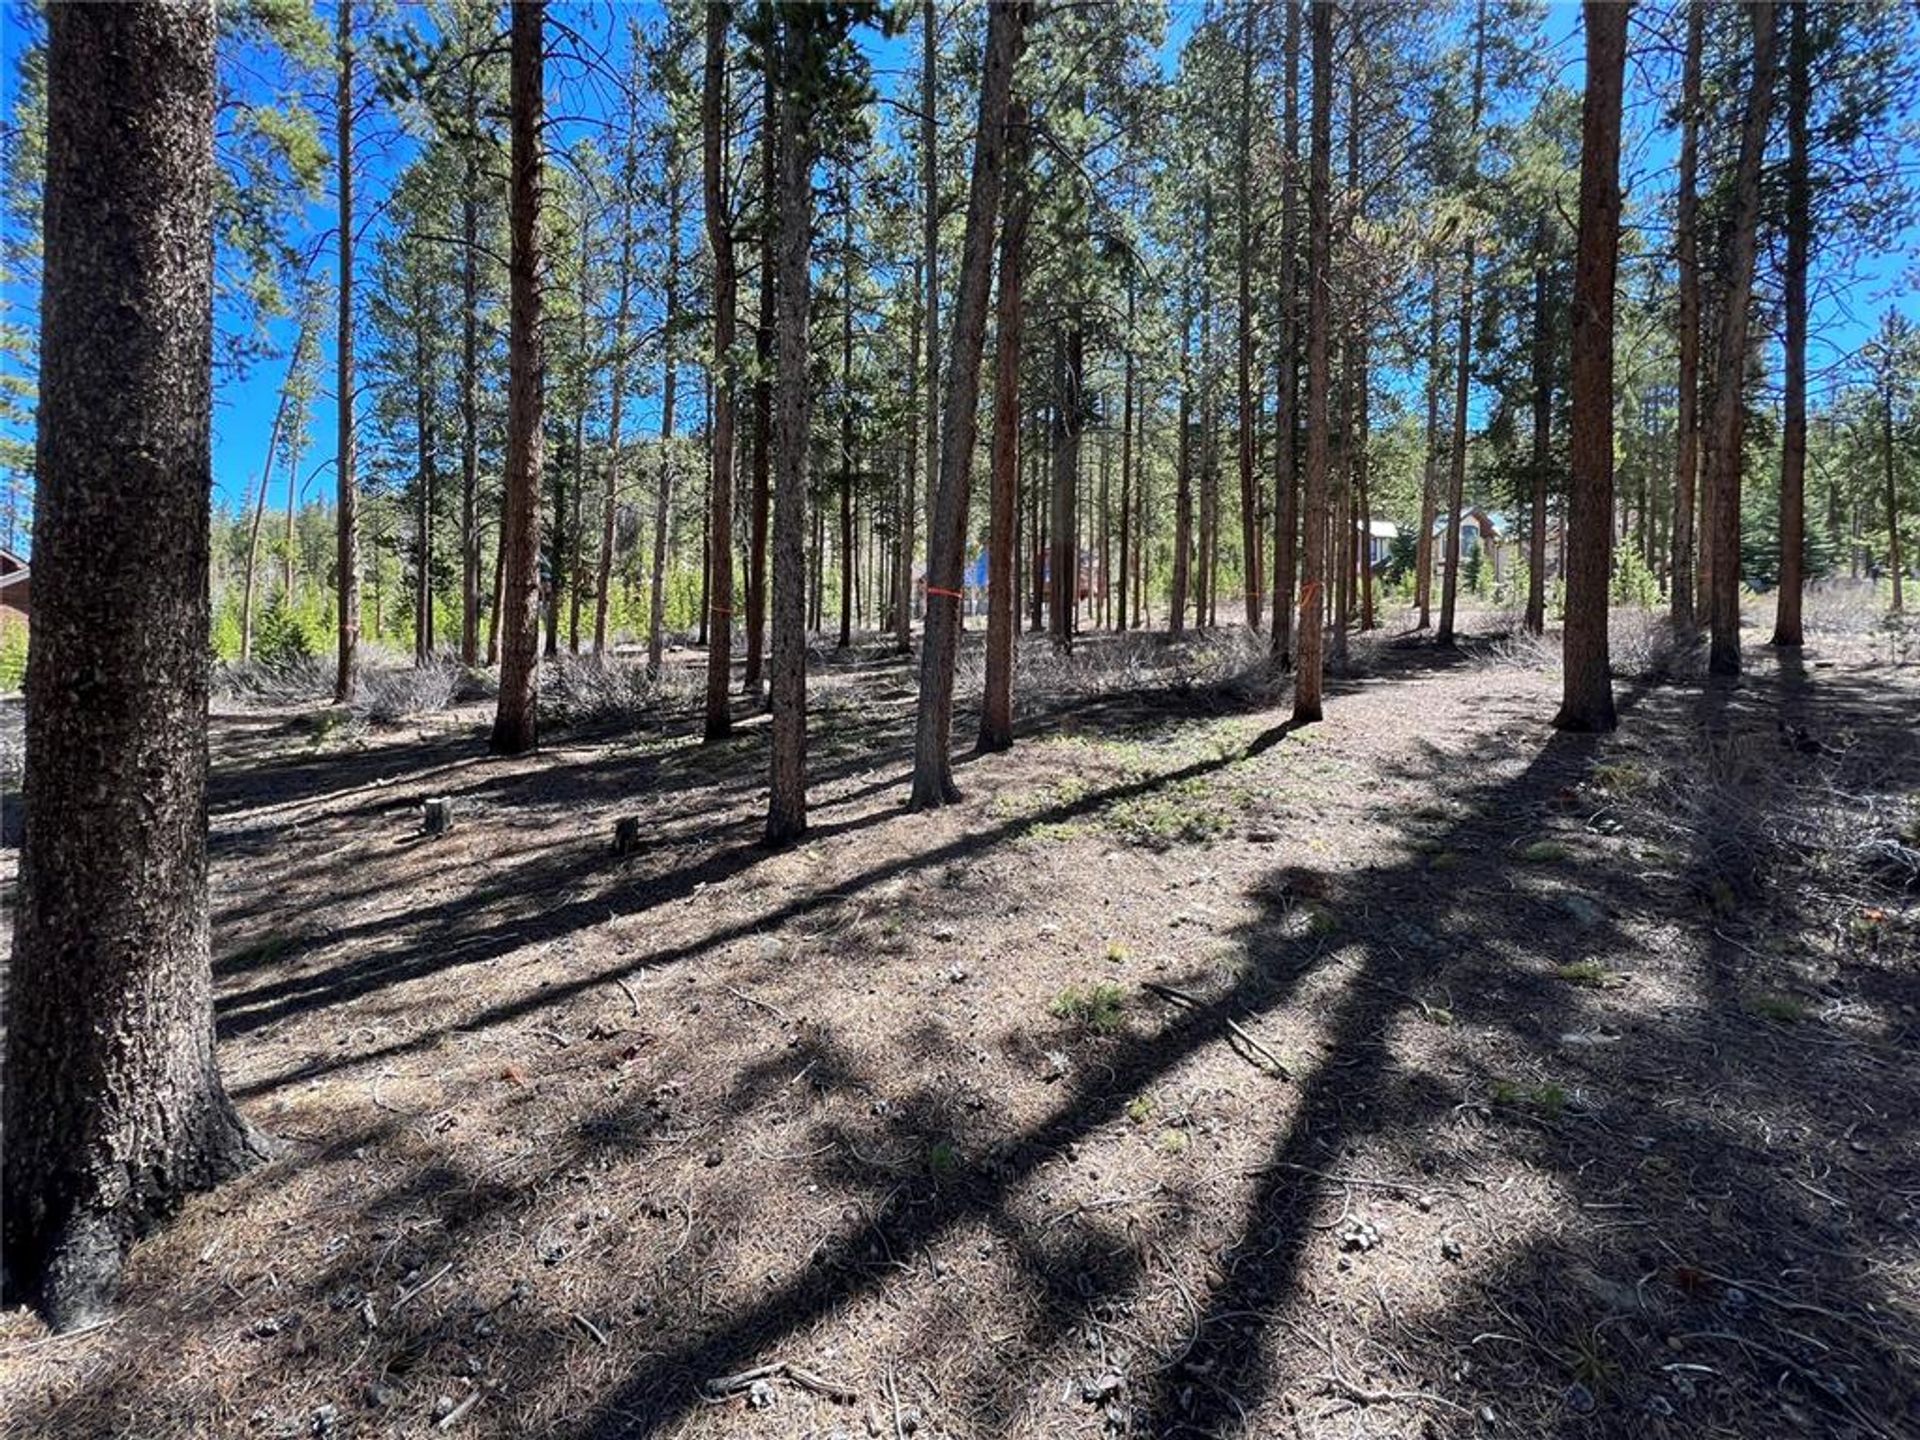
[212,653,332,705]
[1607,607,1701,681]
[991,625,1283,713]
[352,657,463,726]
[540,654,690,730]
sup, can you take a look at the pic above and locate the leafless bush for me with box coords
[1608,607,1701,681]
[1471,626,1556,672]
[540,654,689,730]
[212,654,332,705]
[353,658,462,726]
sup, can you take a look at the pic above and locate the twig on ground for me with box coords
[727,984,792,1024]
[435,1386,485,1431]
[1141,981,1290,1078]
[613,976,642,1016]
[703,1359,858,1403]
[572,1313,610,1347]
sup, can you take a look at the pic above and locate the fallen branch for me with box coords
[1141,981,1290,1079]
[435,1386,486,1431]
[703,1359,858,1404]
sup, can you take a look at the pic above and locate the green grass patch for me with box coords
[1490,1078,1568,1119]
[1520,840,1574,863]
[1050,982,1128,1034]
[1554,960,1618,989]
[1747,992,1809,1025]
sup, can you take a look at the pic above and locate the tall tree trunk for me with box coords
[767,14,817,844]
[1771,0,1809,647]
[1049,325,1082,650]
[594,133,637,656]
[979,99,1031,755]
[1554,0,1628,733]
[567,403,584,652]
[543,440,564,658]
[1437,0,1487,648]
[414,296,436,664]
[647,154,682,679]
[459,71,483,665]
[1525,212,1551,635]
[1415,264,1442,628]
[1117,271,1134,638]
[284,415,300,603]
[1704,0,1777,676]
[1171,281,1193,638]
[5,0,268,1331]
[895,255,923,650]
[1669,0,1704,632]
[1030,431,1046,631]
[1272,0,1301,661]
[918,0,939,617]
[334,0,360,701]
[1888,381,1906,614]
[1236,0,1261,630]
[746,58,775,691]
[489,0,546,754]
[702,0,735,739]
[1355,323,1374,632]
[837,172,855,649]
[909,0,1024,808]
[1294,0,1332,723]
[242,324,309,660]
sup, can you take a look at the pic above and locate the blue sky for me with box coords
[2,1,1914,532]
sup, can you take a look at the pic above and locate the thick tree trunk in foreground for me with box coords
[489,0,546,754]
[1704,0,1776,676]
[1554,0,1628,733]
[979,99,1031,756]
[702,0,735,740]
[910,0,1027,808]
[4,0,269,1331]
[1669,0,1704,633]
[766,16,816,844]
[1771,0,1809,648]
[1293,0,1332,724]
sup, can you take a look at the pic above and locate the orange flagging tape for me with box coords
[1297,581,1323,611]
[926,586,964,599]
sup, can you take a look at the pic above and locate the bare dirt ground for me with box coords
[3,606,1919,1440]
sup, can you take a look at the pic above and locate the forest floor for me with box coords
[3,600,1919,1440]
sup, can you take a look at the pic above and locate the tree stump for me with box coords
[423,797,453,836]
[613,817,641,856]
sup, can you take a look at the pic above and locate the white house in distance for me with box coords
[1359,519,1398,570]
[1432,509,1513,583]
